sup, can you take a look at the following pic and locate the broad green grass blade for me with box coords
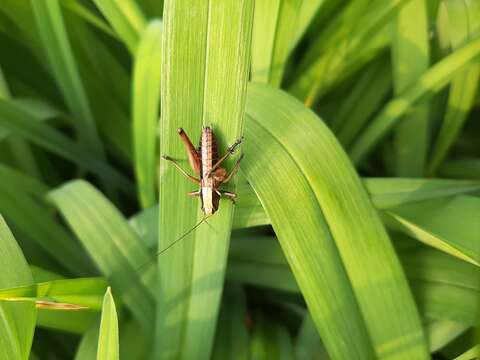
[0,99,132,191]
[133,20,162,208]
[350,36,480,165]
[391,0,430,176]
[243,84,428,359]
[91,0,146,54]
[212,284,249,360]
[97,287,119,360]
[0,277,107,310]
[31,0,105,159]
[157,1,254,358]
[49,180,155,333]
[428,0,480,174]
[251,0,301,86]
[0,215,36,360]
[364,178,480,209]
[385,195,480,265]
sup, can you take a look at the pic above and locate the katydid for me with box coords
[157,126,243,255]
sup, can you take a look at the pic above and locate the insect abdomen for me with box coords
[200,127,218,178]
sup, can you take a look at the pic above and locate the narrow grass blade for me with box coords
[391,0,430,176]
[61,0,117,39]
[97,287,119,360]
[251,0,301,86]
[157,1,254,358]
[31,0,105,159]
[0,277,107,311]
[332,55,392,147]
[133,20,162,208]
[0,99,132,191]
[289,0,409,104]
[0,215,36,360]
[384,195,480,265]
[350,36,480,165]
[75,326,99,360]
[91,0,146,54]
[48,180,155,333]
[428,0,480,174]
[243,84,429,359]
[290,0,326,50]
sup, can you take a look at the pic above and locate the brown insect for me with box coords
[157,126,243,255]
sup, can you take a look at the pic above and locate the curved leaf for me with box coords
[48,180,155,333]
[243,84,428,359]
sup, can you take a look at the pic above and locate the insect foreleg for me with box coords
[222,154,244,183]
[207,137,243,175]
[187,190,201,196]
[162,155,200,184]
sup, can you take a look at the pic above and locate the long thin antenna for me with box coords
[136,215,209,272]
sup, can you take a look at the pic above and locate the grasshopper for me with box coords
[157,127,243,255]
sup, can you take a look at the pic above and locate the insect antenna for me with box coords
[136,215,210,272]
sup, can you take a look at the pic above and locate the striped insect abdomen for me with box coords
[200,126,218,178]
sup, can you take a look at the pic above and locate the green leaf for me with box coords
[428,0,480,174]
[0,277,107,311]
[289,0,408,104]
[391,0,430,176]
[133,20,162,208]
[454,346,479,360]
[75,325,99,360]
[31,0,105,159]
[48,180,155,333]
[295,314,328,360]
[97,287,119,360]
[384,195,480,265]
[91,0,146,54]
[0,99,132,192]
[243,84,428,359]
[212,284,249,360]
[332,55,392,148]
[251,0,302,87]
[0,215,36,360]
[350,35,480,164]
[425,320,468,352]
[364,178,480,210]
[157,1,254,358]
